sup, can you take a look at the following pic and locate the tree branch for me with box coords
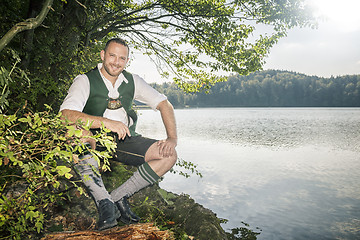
[0,0,54,52]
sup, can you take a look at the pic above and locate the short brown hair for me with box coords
[104,38,129,53]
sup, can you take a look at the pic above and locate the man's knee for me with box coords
[167,152,178,169]
[66,124,96,149]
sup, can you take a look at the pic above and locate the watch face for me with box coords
[107,98,122,110]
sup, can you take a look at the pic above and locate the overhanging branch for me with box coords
[0,0,54,52]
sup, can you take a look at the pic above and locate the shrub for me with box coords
[0,105,115,239]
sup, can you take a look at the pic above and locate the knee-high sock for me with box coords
[110,162,160,202]
[74,154,112,206]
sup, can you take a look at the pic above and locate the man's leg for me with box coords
[74,151,119,230]
[110,162,160,201]
[110,137,177,223]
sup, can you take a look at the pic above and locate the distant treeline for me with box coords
[151,70,360,107]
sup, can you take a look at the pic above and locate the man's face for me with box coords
[100,42,129,79]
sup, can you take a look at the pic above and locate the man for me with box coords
[60,38,177,230]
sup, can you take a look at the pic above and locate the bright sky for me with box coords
[264,0,360,78]
[127,0,360,83]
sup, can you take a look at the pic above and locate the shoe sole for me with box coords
[98,219,118,231]
[117,215,139,225]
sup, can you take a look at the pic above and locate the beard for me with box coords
[103,62,123,77]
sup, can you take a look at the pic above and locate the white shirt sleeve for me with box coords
[59,74,90,112]
[133,74,167,110]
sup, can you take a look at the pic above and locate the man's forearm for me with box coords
[157,100,177,141]
[61,109,108,129]
[61,109,131,139]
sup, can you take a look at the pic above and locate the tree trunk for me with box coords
[22,0,46,69]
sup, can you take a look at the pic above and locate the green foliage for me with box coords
[152,70,360,107]
[0,66,11,112]
[170,158,203,178]
[0,105,116,239]
[225,222,262,240]
[0,49,30,113]
[0,0,314,113]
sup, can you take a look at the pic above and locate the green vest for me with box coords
[83,67,138,136]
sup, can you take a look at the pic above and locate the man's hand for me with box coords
[157,138,177,158]
[104,119,131,140]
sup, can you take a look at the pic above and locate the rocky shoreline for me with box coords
[42,185,227,239]
[42,162,228,239]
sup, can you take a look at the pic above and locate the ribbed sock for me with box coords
[110,162,160,202]
[74,153,112,206]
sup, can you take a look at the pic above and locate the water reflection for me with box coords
[137,108,360,239]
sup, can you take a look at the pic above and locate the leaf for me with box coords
[25,210,38,221]
[18,117,29,123]
[56,165,71,176]
[64,172,73,179]
[35,221,43,233]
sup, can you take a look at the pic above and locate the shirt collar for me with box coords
[97,63,128,85]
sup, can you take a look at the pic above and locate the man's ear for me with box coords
[100,50,105,61]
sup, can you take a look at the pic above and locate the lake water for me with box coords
[136,108,360,240]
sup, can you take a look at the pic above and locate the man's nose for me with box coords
[114,57,121,65]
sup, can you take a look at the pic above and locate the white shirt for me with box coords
[60,63,167,126]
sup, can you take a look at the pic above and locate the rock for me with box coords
[131,185,228,240]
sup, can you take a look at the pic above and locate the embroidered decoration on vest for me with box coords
[108,98,122,110]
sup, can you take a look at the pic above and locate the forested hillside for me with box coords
[152,70,360,107]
